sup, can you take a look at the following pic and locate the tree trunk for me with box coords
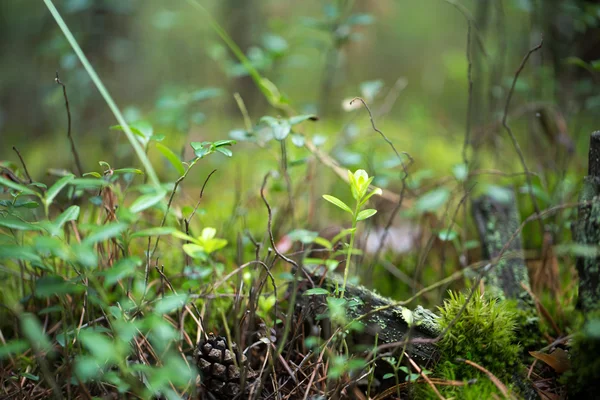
[574,131,600,314]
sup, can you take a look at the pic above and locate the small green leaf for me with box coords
[213,139,236,147]
[20,313,53,354]
[303,288,329,296]
[112,168,144,175]
[0,176,39,197]
[438,229,458,241]
[452,163,468,182]
[356,209,377,221]
[0,340,29,360]
[216,147,233,157]
[46,174,75,205]
[83,223,128,245]
[382,373,395,380]
[155,294,188,314]
[402,308,414,326]
[82,172,102,178]
[289,114,318,125]
[104,257,141,287]
[54,206,80,230]
[129,190,166,213]
[415,188,450,213]
[0,217,41,231]
[131,226,177,238]
[155,142,185,176]
[322,195,353,214]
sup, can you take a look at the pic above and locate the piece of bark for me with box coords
[472,188,530,300]
[574,131,600,313]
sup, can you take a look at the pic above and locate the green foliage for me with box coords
[436,290,522,381]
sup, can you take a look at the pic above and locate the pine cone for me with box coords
[195,333,258,399]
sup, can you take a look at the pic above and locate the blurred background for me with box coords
[1,0,600,303]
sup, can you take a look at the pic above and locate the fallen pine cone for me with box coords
[195,333,259,399]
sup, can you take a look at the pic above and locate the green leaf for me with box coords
[402,308,414,326]
[129,189,166,213]
[0,176,39,197]
[322,195,353,214]
[356,209,377,221]
[155,142,185,176]
[155,294,188,314]
[112,168,144,175]
[289,114,318,125]
[83,172,102,178]
[0,340,29,360]
[415,188,450,213]
[485,185,513,204]
[291,133,305,147]
[438,229,458,241]
[216,147,233,157]
[382,373,395,380]
[0,217,41,231]
[452,163,468,182]
[45,174,75,205]
[182,243,207,260]
[83,223,128,245]
[69,178,110,189]
[131,226,177,238]
[261,116,291,141]
[35,276,84,298]
[20,313,53,353]
[303,288,329,296]
[54,205,80,230]
[213,139,236,147]
[103,257,141,287]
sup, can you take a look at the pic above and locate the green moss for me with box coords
[436,290,522,381]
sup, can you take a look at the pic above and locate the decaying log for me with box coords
[297,267,440,366]
[574,131,600,313]
[472,188,530,300]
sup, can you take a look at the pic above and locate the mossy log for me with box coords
[472,189,530,300]
[297,268,440,366]
[574,131,600,314]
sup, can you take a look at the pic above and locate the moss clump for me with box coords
[436,290,522,381]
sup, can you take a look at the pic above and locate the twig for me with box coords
[12,147,32,183]
[186,169,217,225]
[501,38,544,234]
[405,352,446,400]
[456,358,512,399]
[55,72,83,176]
[260,172,313,358]
[349,97,413,272]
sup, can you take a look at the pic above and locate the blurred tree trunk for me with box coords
[574,132,600,314]
[223,0,264,116]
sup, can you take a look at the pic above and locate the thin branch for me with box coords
[405,352,446,400]
[349,97,414,271]
[55,72,83,176]
[501,38,544,234]
[456,358,512,399]
[12,147,33,183]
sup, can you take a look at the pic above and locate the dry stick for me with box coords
[260,172,313,360]
[348,98,414,272]
[55,72,83,176]
[501,38,545,234]
[456,358,512,399]
[405,352,446,400]
[12,147,32,183]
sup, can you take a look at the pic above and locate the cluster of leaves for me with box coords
[0,134,235,398]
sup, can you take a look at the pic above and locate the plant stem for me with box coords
[340,203,359,298]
